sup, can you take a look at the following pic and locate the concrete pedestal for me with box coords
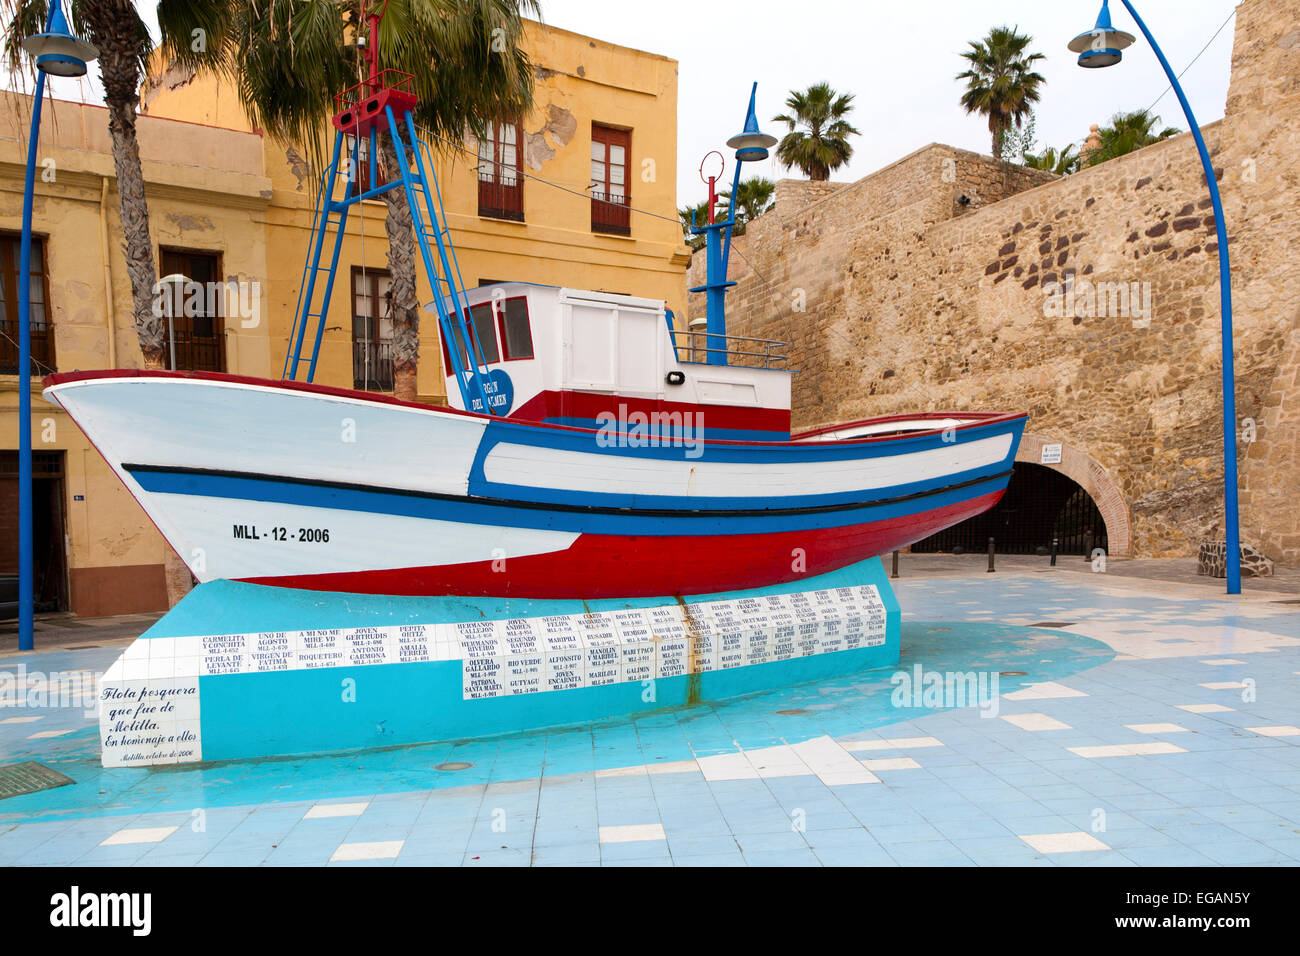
[97,558,900,767]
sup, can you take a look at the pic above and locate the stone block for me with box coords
[1197,540,1275,578]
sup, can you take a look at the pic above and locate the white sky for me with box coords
[32,0,1238,208]
[542,0,1240,206]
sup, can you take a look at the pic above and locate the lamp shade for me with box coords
[21,2,98,78]
[1069,0,1135,69]
[726,83,777,162]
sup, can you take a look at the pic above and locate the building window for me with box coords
[478,121,523,222]
[352,267,394,391]
[346,134,386,196]
[158,249,226,372]
[591,124,630,236]
[0,233,55,375]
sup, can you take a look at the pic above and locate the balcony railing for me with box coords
[162,313,226,373]
[673,329,789,369]
[0,319,55,375]
[353,339,395,391]
[478,171,523,222]
[591,190,630,236]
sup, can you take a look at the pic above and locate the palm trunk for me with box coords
[87,0,164,369]
[379,134,420,402]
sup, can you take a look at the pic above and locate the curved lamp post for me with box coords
[689,83,777,366]
[1071,0,1241,595]
[16,2,97,650]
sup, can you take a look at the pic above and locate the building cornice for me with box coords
[0,160,272,211]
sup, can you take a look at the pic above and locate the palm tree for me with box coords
[2,0,223,368]
[1087,109,1181,166]
[715,176,775,235]
[956,25,1047,160]
[1025,144,1081,176]
[772,83,859,181]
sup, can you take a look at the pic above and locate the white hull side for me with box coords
[149,492,578,582]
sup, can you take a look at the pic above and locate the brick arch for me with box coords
[1015,433,1132,557]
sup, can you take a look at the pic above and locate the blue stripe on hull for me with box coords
[127,467,1012,536]
[466,416,1025,510]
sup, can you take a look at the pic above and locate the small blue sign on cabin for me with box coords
[465,367,515,415]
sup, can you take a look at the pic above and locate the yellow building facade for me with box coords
[0,21,689,619]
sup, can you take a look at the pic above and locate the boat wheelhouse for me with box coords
[444,283,792,441]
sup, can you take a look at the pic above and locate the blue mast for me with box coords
[282,3,494,414]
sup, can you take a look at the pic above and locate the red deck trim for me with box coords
[510,389,792,434]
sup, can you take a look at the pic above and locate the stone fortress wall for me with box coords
[689,0,1300,563]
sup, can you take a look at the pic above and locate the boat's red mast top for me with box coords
[332,0,417,135]
[364,0,386,86]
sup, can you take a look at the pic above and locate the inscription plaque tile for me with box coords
[99,670,203,768]
[298,628,347,669]
[200,633,249,677]
[113,586,889,705]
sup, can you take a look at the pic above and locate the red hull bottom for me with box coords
[235,491,1004,599]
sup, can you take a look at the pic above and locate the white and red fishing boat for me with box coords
[44,278,1024,598]
[42,32,1026,602]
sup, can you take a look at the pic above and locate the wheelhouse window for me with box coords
[467,303,500,364]
[438,296,536,371]
[158,249,226,372]
[477,120,523,222]
[352,267,394,391]
[497,297,533,360]
[590,124,630,236]
[440,304,499,375]
[0,232,55,375]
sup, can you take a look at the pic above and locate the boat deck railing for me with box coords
[673,329,790,369]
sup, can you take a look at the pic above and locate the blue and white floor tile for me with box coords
[1,571,1297,866]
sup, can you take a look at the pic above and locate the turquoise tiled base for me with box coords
[101,558,901,766]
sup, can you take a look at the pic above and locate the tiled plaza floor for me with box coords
[1,568,1297,866]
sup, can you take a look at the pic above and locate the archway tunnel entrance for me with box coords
[912,462,1108,556]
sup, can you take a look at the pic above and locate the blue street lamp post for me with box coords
[689,83,777,365]
[16,2,98,650]
[1071,0,1242,595]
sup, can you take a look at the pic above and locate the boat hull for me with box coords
[43,370,1027,599]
